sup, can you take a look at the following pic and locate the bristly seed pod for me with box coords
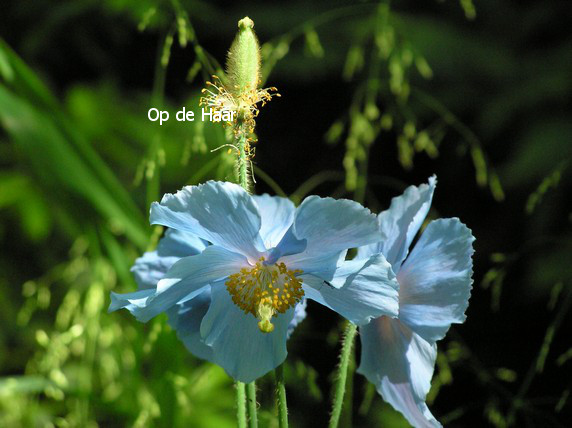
[226,17,261,97]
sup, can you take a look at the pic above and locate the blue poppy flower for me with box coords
[356,176,475,428]
[109,181,400,382]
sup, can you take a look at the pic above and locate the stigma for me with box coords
[225,257,304,333]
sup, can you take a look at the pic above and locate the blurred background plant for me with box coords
[0,0,570,427]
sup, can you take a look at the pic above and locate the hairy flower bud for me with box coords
[226,17,261,97]
[200,16,279,177]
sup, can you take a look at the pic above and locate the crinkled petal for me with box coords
[300,254,399,325]
[131,251,178,290]
[279,249,346,278]
[252,194,296,249]
[358,176,436,272]
[199,283,294,383]
[397,218,475,343]
[379,383,441,428]
[266,227,307,264]
[167,288,214,361]
[157,228,208,258]
[357,317,440,428]
[291,196,380,253]
[108,289,155,313]
[287,299,307,338]
[150,181,265,260]
[131,229,207,289]
[271,196,378,273]
[110,246,247,322]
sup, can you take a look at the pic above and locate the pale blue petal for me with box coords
[252,194,296,249]
[271,196,378,273]
[131,229,207,289]
[109,289,155,312]
[167,288,214,361]
[156,228,208,258]
[290,196,380,254]
[279,249,345,277]
[355,241,381,261]
[357,317,440,428]
[150,181,265,260]
[131,251,178,290]
[266,227,307,264]
[109,280,206,321]
[397,218,475,343]
[378,383,440,428]
[300,254,399,325]
[200,283,294,383]
[358,176,436,271]
[287,299,307,338]
[110,246,247,322]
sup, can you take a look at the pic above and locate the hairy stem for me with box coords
[235,122,251,192]
[275,365,289,428]
[236,381,247,428]
[237,131,250,191]
[329,322,358,428]
[246,382,258,428]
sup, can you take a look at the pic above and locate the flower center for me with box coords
[225,257,304,333]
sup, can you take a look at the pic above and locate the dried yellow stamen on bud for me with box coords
[199,18,280,147]
[226,258,304,333]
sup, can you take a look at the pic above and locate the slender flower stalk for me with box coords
[329,322,358,428]
[236,381,247,428]
[246,382,258,428]
[328,136,366,426]
[275,365,288,428]
[237,123,251,192]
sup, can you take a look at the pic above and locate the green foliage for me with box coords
[526,162,567,215]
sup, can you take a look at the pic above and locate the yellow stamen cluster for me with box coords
[200,75,279,132]
[226,257,303,333]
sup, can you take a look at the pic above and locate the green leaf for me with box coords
[0,86,148,248]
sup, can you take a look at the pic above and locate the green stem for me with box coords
[275,365,289,428]
[246,382,258,428]
[236,381,247,428]
[341,348,355,428]
[329,322,358,428]
[236,122,250,193]
[238,134,248,190]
